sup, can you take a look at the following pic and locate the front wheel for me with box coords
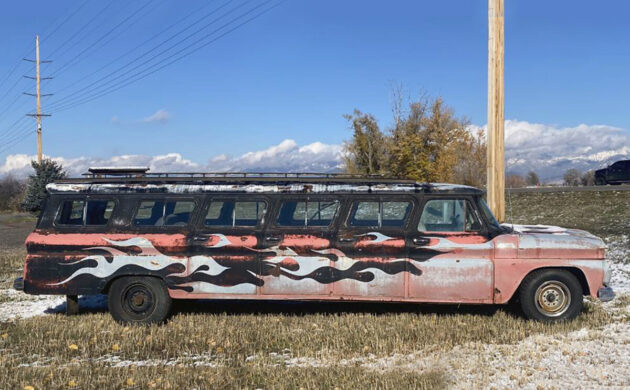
[519,269,583,322]
[108,277,172,324]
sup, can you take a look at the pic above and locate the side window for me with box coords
[276,200,339,227]
[204,200,266,227]
[134,200,195,226]
[86,200,115,225]
[348,201,411,228]
[57,200,85,225]
[418,199,482,232]
[57,199,115,226]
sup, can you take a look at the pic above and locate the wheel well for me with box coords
[100,275,166,295]
[511,267,590,302]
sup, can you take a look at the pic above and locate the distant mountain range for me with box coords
[1,120,628,183]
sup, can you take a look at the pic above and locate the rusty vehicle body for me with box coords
[14,169,614,324]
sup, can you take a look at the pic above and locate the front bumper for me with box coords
[598,286,615,302]
[13,277,23,291]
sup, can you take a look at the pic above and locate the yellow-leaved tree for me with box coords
[344,91,487,187]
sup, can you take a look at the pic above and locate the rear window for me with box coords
[204,200,266,227]
[348,201,411,228]
[134,200,195,226]
[57,199,115,226]
[276,200,339,227]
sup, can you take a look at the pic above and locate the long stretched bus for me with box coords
[14,168,614,324]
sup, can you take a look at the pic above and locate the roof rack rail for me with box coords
[82,169,403,180]
[85,167,150,177]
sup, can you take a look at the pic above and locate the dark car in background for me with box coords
[595,160,630,185]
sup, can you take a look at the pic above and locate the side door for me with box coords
[260,196,340,296]
[333,196,415,298]
[622,161,630,182]
[128,196,198,293]
[407,196,494,303]
[184,195,268,295]
[609,162,624,182]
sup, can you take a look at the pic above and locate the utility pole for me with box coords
[487,0,505,221]
[24,35,52,163]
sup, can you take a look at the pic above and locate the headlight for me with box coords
[603,260,612,285]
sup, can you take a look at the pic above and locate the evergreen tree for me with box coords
[20,159,66,213]
[525,171,540,186]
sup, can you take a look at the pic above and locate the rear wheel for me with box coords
[108,277,172,324]
[595,177,606,186]
[519,269,583,322]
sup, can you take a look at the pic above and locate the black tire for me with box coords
[108,277,172,324]
[518,269,583,322]
[595,177,606,186]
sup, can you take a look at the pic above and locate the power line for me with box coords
[48,0,241,110]
[47,0,118,59]
[50,0,164,78]
[51,0,215,96]
[53,0,282,113]
[0,1,88,124]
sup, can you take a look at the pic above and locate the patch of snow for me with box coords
[605,235,630,295]
[0,290,107,322]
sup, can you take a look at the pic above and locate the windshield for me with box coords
[480,198,501,231]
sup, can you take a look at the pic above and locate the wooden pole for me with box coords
[36,35,42,163]
[487,0,505,221]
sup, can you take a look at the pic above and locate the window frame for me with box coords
[272,196,341,230]
[131,196,200,230]
[416,196,487,235]
[344,195,416,231]
[53,196,118,229]
[198,195,269,231]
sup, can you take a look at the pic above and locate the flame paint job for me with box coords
[22,216,609,304]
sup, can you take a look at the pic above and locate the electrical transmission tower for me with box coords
[24,35,52,163]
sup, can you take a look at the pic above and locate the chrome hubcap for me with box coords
[535,281,571,317]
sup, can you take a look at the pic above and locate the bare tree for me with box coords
[506,174,527,188]
[581,170,596,186]
[563,169,582,187]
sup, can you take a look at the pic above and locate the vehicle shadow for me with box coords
[172,298,520,318]
[45,295,522,319]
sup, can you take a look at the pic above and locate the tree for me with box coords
[563,169,582,187]
[343,110,387,175]
[581,170,596,186]
[20,159,66,213]
[525,171,540,186]
[506,174,527,188]
[344,91,486,186]
[0,175,26,211]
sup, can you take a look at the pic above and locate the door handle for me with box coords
[265,235,281,242]
[339,237,356,243]
[192,235,209,242]
[412,237,430,246]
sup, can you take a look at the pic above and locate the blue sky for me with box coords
[0,0,629,178]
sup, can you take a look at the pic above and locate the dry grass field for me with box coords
[0,191,629,389]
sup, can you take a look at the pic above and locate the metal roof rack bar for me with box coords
[81,169,399,180]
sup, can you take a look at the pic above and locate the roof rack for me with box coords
[86,167,150,177]
[81,168,408,181]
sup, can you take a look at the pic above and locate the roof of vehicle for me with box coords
[46,169,484,195]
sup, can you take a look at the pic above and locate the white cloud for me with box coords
[2,121,628,182]
[141,109,171,124]
[470,120,630,181]
[0,139,344,179]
